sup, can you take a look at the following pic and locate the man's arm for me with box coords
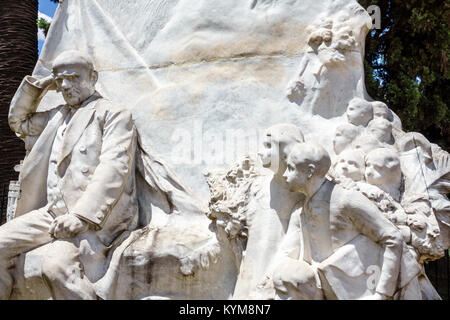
[70,104,136,229]
[8,76,55,138]
[340,187,403,298]
[274,207,303,261]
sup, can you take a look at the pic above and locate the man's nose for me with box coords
[427,228,440,238]
[61,78,71,89]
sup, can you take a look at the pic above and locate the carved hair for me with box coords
[52,50,96,72]
[289,142,331,178]
[266,123,305,150]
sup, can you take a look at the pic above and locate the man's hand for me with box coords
[35,75,56,91]
[362,292,392,300]
[49,214,89,239]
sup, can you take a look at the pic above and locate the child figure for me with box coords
[367,118,394,145]
[346,97,373,127]
[279,142,405,300]
[333,123,361,155]
[372,101,404,140]
[365,148,402,202]
[333,148,366,182]
[372,101,393,121]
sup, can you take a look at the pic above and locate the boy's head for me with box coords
[52,50,98,107]
[367,118,393,144]
[346,98,373,127]
[259,124,305,174]
[334,149,365,182]
[333,123,360,155]
[283,143,331,193]
[372,101,393,122]
[365,148,402,189]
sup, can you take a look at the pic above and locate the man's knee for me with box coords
[272,258,323,300]
[0,228,12,259]
[41,241,82,283]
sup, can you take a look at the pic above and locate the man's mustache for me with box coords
[62,88,81,97]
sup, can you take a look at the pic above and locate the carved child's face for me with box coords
[365,151,401,188]
[346,99,373,127]
[54,64,96,106]
[308,31,323,48]
[373,103,391,121]
[368,119,392,144]
[283,158,308,193]
[260,133,279,169]
[333,124,359,155]
[334,149,365,182]
[322,30,332,44]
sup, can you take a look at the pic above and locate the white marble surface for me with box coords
[3,0,449,300]
[34,0,372,201]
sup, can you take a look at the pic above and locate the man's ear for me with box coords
[91,70,99,85]
[307,164,315,179]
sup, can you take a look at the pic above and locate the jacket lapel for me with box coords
[57,92,102,166]
[16,106,69,216]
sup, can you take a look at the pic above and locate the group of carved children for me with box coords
[331,97,444,262]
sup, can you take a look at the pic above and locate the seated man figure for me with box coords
[280,142,406,300]
[0,50,138,300]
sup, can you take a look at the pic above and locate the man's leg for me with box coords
[40,233,104,300]
[0,208,54,300]
[272,257,324,300]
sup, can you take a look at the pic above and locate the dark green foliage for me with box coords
[37,0,59,36]
[358,0,450,150]
[37,17,50,36]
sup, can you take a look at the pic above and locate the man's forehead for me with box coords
[289,153,306,166]
[286,158,296,167]
[54,64,89,74]
[54,69,80,77]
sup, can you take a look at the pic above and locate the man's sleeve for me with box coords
[275,207,303,261]
[341,188,403,297]
[8,76,51,138]
[71,104,136,229]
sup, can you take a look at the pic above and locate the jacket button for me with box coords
[96,212,104,220]
[81,167,89,174]
[106,199,114,206]
[101,205,108,212]
[79,146,87,153]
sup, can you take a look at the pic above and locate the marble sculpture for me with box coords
[1,0,448,300]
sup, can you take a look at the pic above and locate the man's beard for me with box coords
[62,88,82,106]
